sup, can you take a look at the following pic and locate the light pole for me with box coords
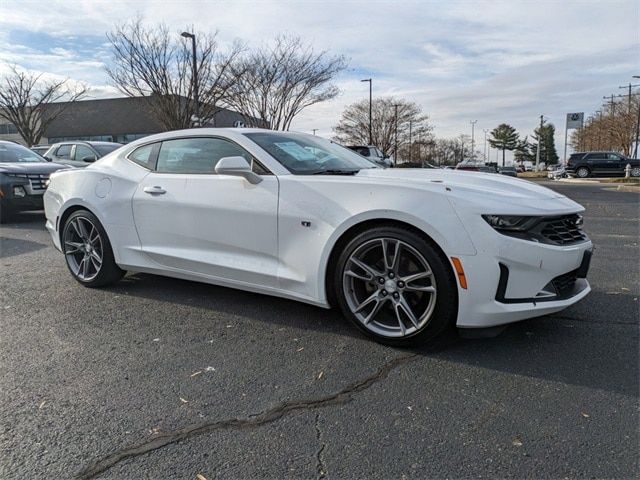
[633,76,640,158]
[312,129,318,136]
[394,103,400,163]
[181,31,199,126]
[483,129,489,162]
[470,120,477,162]
[361,78,372,145]
[408,121,413,162]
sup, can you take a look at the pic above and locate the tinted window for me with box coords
[56,145,72,158]
[128,143,156,169]
[607,153,622,161]
[352,147,370,157]
[0,142,45,163]
[156,137,252,174]
[74,144,95,160]
[588,153,605,160]
[93,143,122,156]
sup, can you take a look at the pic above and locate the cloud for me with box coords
[0,0,638,155]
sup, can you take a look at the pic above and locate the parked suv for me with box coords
[43,141,123,168]
[0,141,69,222]
[566,151,640,178]
[346,145,393,167]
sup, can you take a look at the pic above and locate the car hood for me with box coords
[0,162,70,174]
[356,168,565,200]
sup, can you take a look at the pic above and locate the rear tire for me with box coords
[631,167,640,178]
[333,225,458,347]
[62,210,125,287]
[576,166,590,178]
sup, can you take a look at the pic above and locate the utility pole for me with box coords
[361,78,372,145]
[595,110,603,150]
[459,134,465,163]
[619,83,640,115]
[312,129,318,136]
[181,32,199,126]
[394,103,400,163]
[603,94,619,150]
[470,120,477,162]
[535,115,544,171]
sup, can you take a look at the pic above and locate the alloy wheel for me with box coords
[64,216,103,281]
[342,238,437,338]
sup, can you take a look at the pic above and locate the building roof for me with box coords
[44,96,163,137]
[43,96,262,137]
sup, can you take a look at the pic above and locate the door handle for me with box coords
[143,186,166,195]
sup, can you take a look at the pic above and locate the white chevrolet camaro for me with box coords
[44,129,592,345]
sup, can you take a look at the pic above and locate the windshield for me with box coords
[244,132,379,174]
[93,143,122,157]
[0,142,45,163]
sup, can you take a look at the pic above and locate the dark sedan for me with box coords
[0,141,69,223]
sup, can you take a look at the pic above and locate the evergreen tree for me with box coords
[488,124,520,166]
[532,122,559,165]
[514,136,535,163]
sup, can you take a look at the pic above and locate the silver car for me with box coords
[43,141,123,168]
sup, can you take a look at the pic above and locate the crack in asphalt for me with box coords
[314,413,327,479]
[76,354,417,479]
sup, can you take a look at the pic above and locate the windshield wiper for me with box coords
[311,169,360,175]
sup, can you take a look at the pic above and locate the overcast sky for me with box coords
[0,0,638,157]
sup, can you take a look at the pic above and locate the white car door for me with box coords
[131,136,279,287]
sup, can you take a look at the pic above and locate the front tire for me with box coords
[333,226,457,346]
[630,167,640,178]
[576,166,590,178]
[62,210,124,287]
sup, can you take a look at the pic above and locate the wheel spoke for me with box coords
[405,285,436,293]
[345,269,372,281]
[401,271,432,283]
[349,257,382,280]
[90,255,101,272]
[89,250,102,265]
[363,296,388,324]
[354,291,379,314]
[82,255,90,278]
[398,295,420,328]
[65,241,83,254]
[76,218,89,241]
[392,302,407,335]
[381,239,401,273]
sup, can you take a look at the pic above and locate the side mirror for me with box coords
[82,155,97,163]
[215,156,262,184]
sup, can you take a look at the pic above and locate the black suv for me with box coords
[566,151,639,178]
[0,141,69,223]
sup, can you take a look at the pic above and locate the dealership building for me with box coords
[0,96,257,146]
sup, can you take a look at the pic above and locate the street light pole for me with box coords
[312,129,318,136]
[361,78,372,145]
[409,121,412,162]
[470,120,477,162]
[394,103,400,163]
[181,31,199,126]
[483,129,489,162]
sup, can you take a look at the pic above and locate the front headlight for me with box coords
[482,215,540,231]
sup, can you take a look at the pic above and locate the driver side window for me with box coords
[156,137,263,174]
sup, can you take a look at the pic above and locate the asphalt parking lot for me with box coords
[0,180,638,479]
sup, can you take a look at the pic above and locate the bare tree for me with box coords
[106,19,245,130]
[226,35,347,130]
[571,92,639,156]
[333,97,433,160]
[0,65,86,146]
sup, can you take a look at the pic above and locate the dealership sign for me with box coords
[566,112,584,129]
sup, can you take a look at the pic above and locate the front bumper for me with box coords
[455,233,592,329]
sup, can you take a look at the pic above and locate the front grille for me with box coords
[6,173,50,190]
[552,270,578,296]
[538,214,586,245]
[27,173,50,190]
